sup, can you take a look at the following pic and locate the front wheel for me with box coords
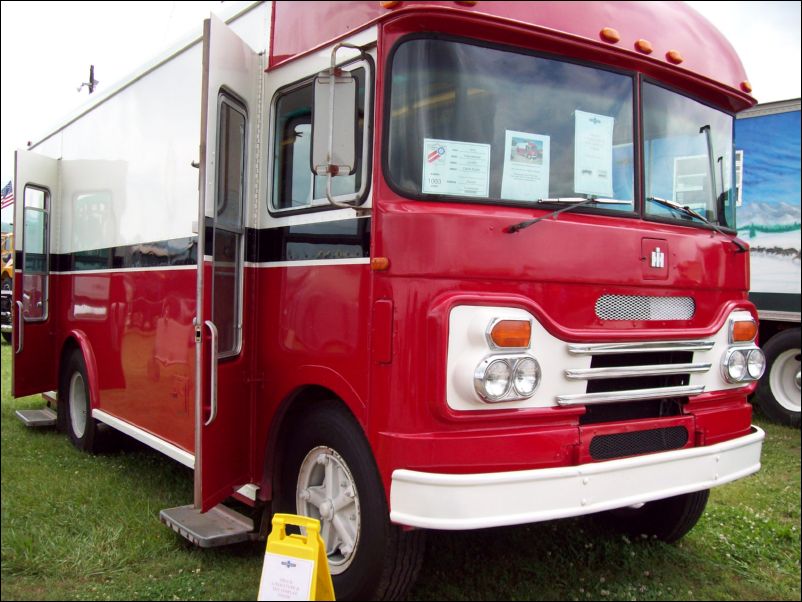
[756,328,801,427]
[596,489,709,543]
[279,403,424,601]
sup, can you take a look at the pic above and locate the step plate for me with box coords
[16,408,58,428]
[160,504,254,548]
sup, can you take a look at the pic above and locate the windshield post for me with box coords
[700,124,719,215]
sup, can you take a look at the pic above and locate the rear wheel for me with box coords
[756,328,801,427]
[597,489,709,543]
[60,349,99,452]
[279,402,424,601]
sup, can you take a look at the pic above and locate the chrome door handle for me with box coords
[204,320,218,426]
[15,300,23,354]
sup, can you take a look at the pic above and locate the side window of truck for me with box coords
[272,67,367,212]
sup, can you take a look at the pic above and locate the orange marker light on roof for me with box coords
[489,320,532,348]
[741,80,753,93]
[666,50,684,64]
[635,39,653,54]
[380,1,400,8]
[455,1,478,5]
[600,27,621,43]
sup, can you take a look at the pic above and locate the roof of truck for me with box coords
[271,1,754,109]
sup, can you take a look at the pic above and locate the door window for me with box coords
[213,96,246,357]
[22,186,49,320]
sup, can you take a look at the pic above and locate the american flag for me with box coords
[0,181,13,209]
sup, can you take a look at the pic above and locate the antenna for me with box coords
[77,65,99,94]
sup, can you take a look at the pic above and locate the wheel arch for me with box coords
[259,385,367,503]
[58,330,100,413]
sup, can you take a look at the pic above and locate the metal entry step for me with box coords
[15,407,58,428]
[160,504,254,548]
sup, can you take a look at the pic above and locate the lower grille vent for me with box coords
[589,426,689,460]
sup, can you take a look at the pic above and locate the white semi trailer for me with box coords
[735,98,801,427]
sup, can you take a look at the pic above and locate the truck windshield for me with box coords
[386,38,635,210]
[643,82,736,228]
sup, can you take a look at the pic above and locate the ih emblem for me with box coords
[651,247,665,269]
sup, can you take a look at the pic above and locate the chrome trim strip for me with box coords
[556,385,705,406]
[565,362,712,380]
[567,340,714,355]
[93,409,195,468]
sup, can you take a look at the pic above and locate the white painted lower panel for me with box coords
[92,409,195,468]
[390,426,764,530]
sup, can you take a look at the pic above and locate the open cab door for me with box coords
[12,150,59,398]
[195,14,261,512]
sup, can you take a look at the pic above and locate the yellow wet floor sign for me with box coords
[258,514,335,601]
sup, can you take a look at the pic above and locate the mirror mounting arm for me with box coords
[323,43,370,213]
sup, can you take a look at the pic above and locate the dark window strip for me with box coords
[21,218,371,273]
[47,237,197,272]
[246,218,371,263]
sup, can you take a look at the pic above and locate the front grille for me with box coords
[558,340,713,407]
[579,399,683,425]
[586,351,692,393]
[589,426,689,460]
[595,295,695,321]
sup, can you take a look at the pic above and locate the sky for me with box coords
[1,1,800,225]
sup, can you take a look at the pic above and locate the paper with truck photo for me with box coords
[574,110,614,197]
[501,130,550,202]
[422,138,491,197]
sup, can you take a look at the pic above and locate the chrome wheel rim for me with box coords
[296,446,360,575]
[69,372,87,438]
[770,349,801,413]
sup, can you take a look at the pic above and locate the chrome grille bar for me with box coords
[568,340,714,355]
[556,385,706,406]
[565,362,712,381]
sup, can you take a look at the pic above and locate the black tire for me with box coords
[1,332,10,344]
[278,402,424,601]
[597,489,709,543]
[755,328,801,428]
[60,349,99,452]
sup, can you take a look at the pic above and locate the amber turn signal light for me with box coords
[731,320,757,343]
[490,320,532,348]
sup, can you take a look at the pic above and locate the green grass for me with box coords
[2,340,800,600]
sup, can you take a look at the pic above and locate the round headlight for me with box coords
[747,348,766,380]
[726,349,747,382]
[482,359,512,400]
[513,357,540,397]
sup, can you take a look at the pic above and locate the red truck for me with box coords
[13,2,765,599]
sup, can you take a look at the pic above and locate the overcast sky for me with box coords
[1,1,800,224]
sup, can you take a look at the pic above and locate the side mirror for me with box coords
[312,70,356,177]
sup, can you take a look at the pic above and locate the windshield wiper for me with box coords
[647,196,747,253]
[505,197,632,233]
